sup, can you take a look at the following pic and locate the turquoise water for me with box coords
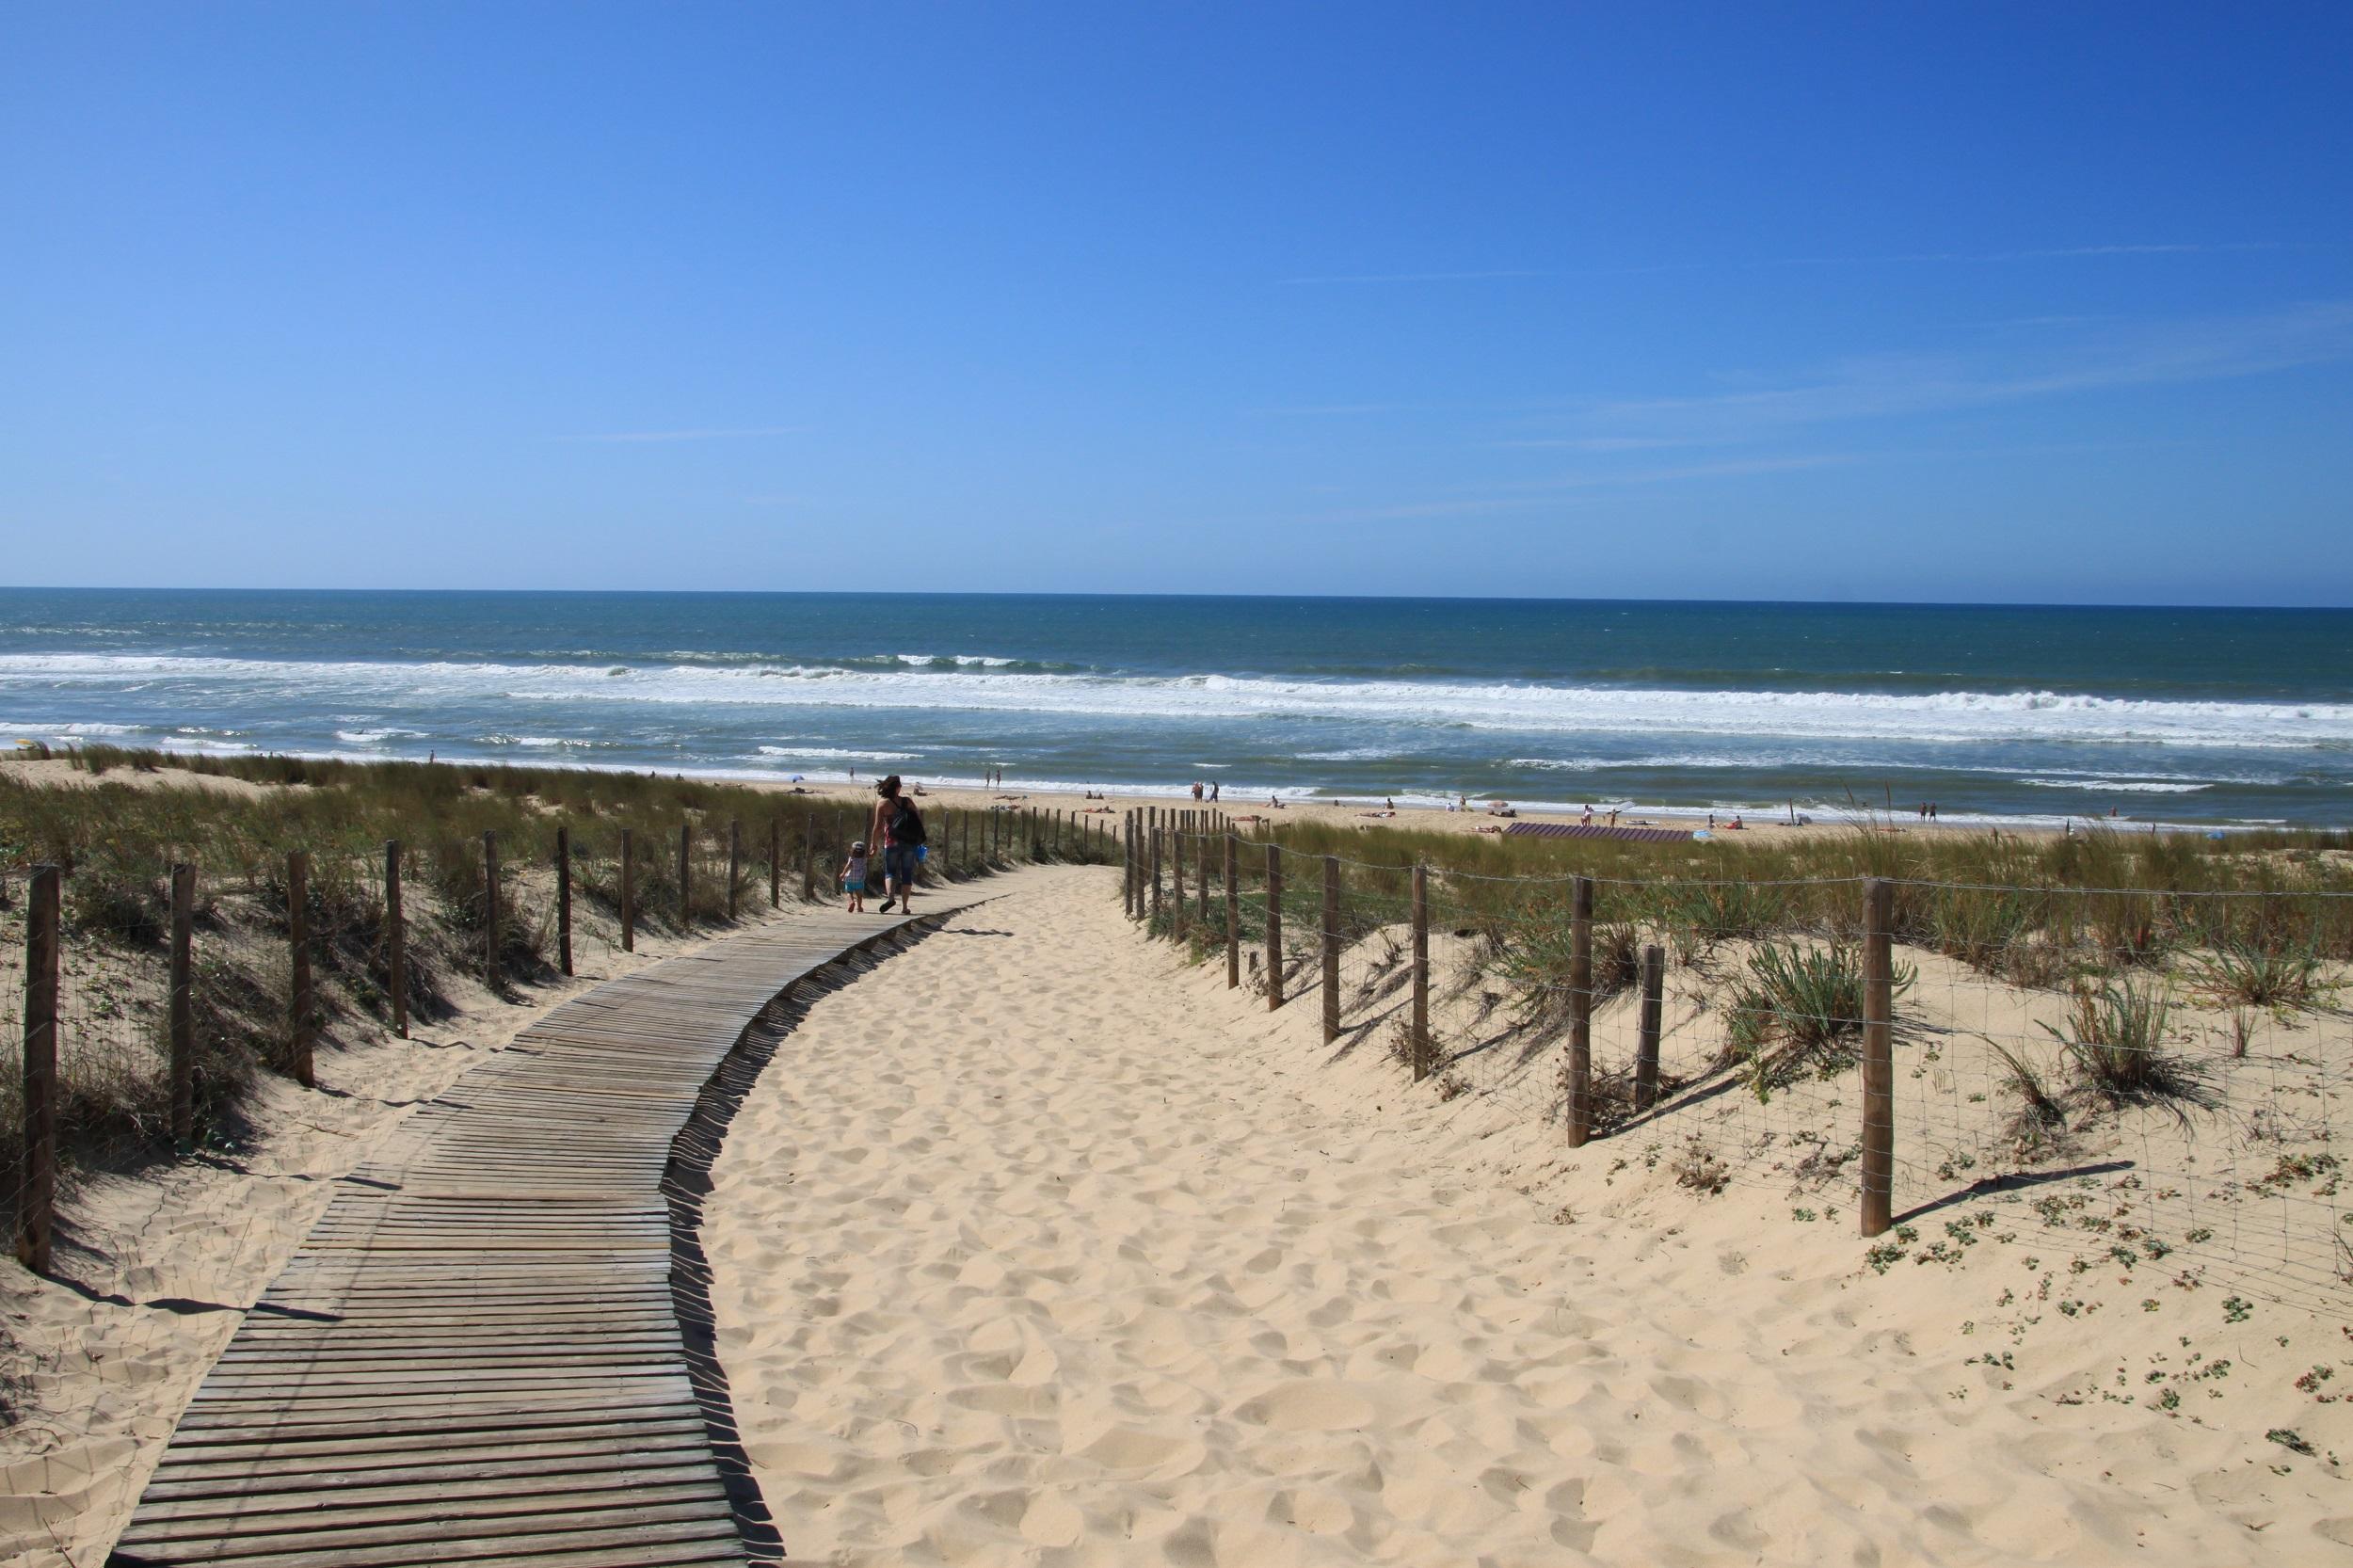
[2,588,2349,826]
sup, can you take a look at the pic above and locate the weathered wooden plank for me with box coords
[115,1512,744,1567]
[114,901,971,1568]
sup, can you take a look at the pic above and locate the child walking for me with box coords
[840,840,869,914]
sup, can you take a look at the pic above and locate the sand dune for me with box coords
[707,866,2347,1565]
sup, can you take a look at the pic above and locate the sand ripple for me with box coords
[705,869,2321,1566]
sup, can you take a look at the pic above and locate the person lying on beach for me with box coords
[840,841,869,914]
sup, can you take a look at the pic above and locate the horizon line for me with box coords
[2,584,2347,613]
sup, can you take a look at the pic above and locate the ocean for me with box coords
[2,588,2349,828]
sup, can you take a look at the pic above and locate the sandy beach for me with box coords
[729,774,2083,848]
[705,867,2350,1566]
[0,897,820,1568]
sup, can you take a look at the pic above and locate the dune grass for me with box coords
[1228,813,2353,967]
[1,747,1114,1199]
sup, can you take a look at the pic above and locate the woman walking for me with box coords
[869,774,926,913]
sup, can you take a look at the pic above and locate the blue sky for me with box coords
[4,2,2350,604]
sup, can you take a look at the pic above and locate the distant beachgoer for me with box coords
[1707,812,1716,829]
[1929,803,1939,820]
[840,841,869,913]
[1385,797,1396,812]
[1210,780,1220,802]
[869,775,925,913]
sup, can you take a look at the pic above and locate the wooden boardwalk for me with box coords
[111,906,963,1568]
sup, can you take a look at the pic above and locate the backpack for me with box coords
[889,797,926,846]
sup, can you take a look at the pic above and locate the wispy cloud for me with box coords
[1768,241,2279,267]
[1481,435,1697,453]
[1241,402,1427,417]
[1276,242,2283,289]
[1326,454,1853,520]
[1588,300,2353,440]
[555,424,807,443]
[1276,268,1553,286]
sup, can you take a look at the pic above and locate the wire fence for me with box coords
[0,804,1118,1278]
[1126,822,2353,1309]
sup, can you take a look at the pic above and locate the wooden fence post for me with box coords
[1197,830,1211,926]
[1321,855,1341,1043]
[555,824,573,976]
[169,862,195,1144]
[1634,942,1664,1112]
[15,865,59,1272]
[483,831,501,986]
[385,840,406,1037]
[728,819,743,920]
[1172,827,1187,937]
[1861,876,1896,1238]
[802,815,816,903]
[1411,863,1430,1078]
[1150,827,1164,925]
[1264,843,1284,1009]
[1225,833,1240,987]
[287,850,314,1089]
[678,822,692,926]
[1564,875,1593,1144]
[769,818,781,908]
[619,827,635,952]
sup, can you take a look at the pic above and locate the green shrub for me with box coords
[2041,978,2209,1108]
[2187,936,2335,1014]
[1723,940,1913,1098]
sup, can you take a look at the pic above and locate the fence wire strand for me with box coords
[1134,832,2353,1309]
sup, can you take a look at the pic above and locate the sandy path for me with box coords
[706,869,2308,1567]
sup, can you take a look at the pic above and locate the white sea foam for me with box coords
[756,745,920,761]
[0,718,143,736]
[2021,777,2212,793]
[5,653,2350,752]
